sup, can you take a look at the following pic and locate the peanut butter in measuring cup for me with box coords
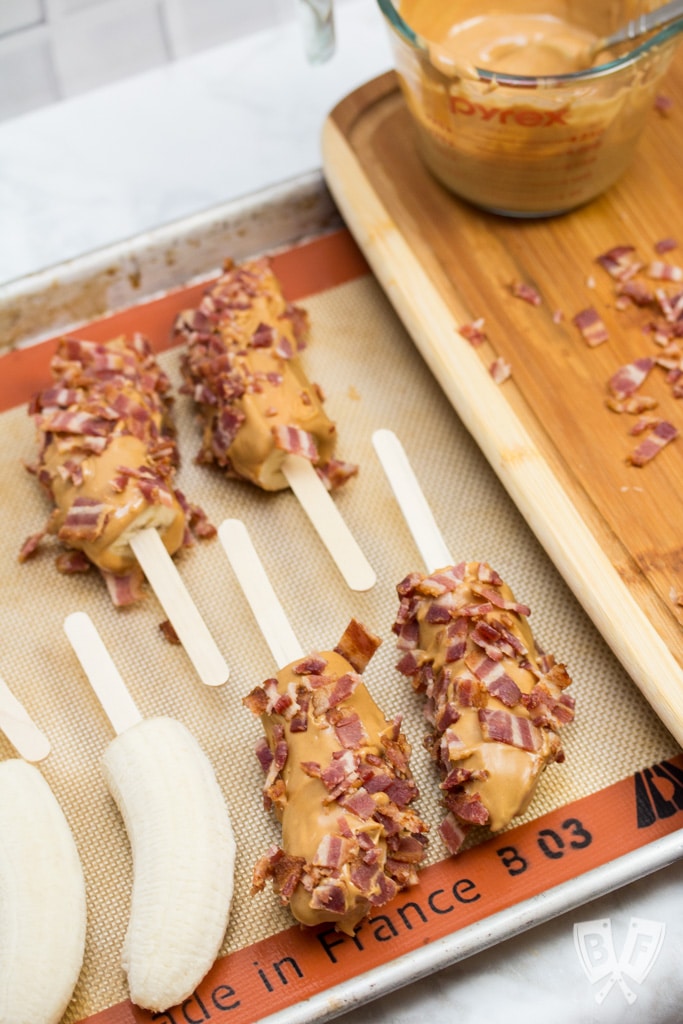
[378,0,679,216]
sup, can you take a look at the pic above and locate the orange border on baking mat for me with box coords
[81,754,683,1024]
[0,228,369,414]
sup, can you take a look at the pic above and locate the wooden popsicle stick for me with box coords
[281,454,376,592]
[217,519,304,670]
[372,429,453,573]
[130,527,229,687]
[0,674,51,762]
[64,611,142,736]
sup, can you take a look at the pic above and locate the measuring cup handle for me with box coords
[297,0,336,63]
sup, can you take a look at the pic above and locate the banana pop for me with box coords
[244,618,429,935]
[21,333,213,605]
[175,256,358,492]
[393,561,575,855]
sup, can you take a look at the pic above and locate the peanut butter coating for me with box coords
[246,640,428,934]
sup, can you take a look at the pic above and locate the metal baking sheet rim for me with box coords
[261,830,683,1024]
[2,170,681,1022]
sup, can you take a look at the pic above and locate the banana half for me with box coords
[0,759,87,1024]
[101,716,236,1012]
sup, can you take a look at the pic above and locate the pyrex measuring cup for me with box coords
[375,0,683,216]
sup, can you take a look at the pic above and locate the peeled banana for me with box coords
[0,758,86,1024]
[101,715,236,1012]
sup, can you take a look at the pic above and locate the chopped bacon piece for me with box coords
[335,618,382,673]
[439,813,468,855]
[654,237,678,255]
[489,356,512,384]
[627,419,678,465]
[511,281,541,306]
[458,318,487,345]
[478,707,542,751]
[572,306,609,346]
[596,245,641,280]
[159,619,181,645]
[607,357,655,400]
[272,424,318,462]
[647,260,683,283]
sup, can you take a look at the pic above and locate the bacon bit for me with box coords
[489,356,512,384]
[572,306,609,346]
[511,282,541,306]
[101,567,146,607]
[626,419,678,465]
[272,423,318,462]
[606,394,658,415]
[479,707,542,752]
[607,357,655,400]
[444,791,489,825]
[316,457,359,492]
[458,318,487,345]
[55,549,91,574]
[629,414,661,435]
[596,245,641,280]
[439,812,468,855]
[552,309,564,324]
[335,618,382,674]
[654,93,673,116]
[159,619,181,645]
[647,261,683,283]
[18,530,46,562]
[654,238,678,255]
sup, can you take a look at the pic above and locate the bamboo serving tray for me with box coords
[322,68,683,746]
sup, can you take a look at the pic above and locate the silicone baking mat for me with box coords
[1,229,680,1024]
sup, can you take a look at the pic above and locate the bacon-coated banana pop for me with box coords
[220,519,427,934]
[175,256,356,492]
[176,257,376,592]
[373,430,575,856]
[21,333,211,605]
[21,332,229,686]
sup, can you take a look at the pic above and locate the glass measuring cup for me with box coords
[375,0,683,216]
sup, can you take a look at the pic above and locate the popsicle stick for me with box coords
[0,674,50,762]
[218,519,304,670]
[281,454,376,592]
[130,527,229,687]
[372,429,453,573]
[64,611,142,736]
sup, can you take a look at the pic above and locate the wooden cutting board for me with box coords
[322,68,683,745]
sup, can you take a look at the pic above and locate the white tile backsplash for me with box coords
[0,0,44,35]
[0,0,343,121]
[52,0,167,97]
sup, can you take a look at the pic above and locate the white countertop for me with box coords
[1,3,681,1022]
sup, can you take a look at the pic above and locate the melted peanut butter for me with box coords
[44,434,185,575]
[399,6,603,76]
[210,346,336,491]
[391,2,663,214]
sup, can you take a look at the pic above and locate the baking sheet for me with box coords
[0,175,681,1024]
